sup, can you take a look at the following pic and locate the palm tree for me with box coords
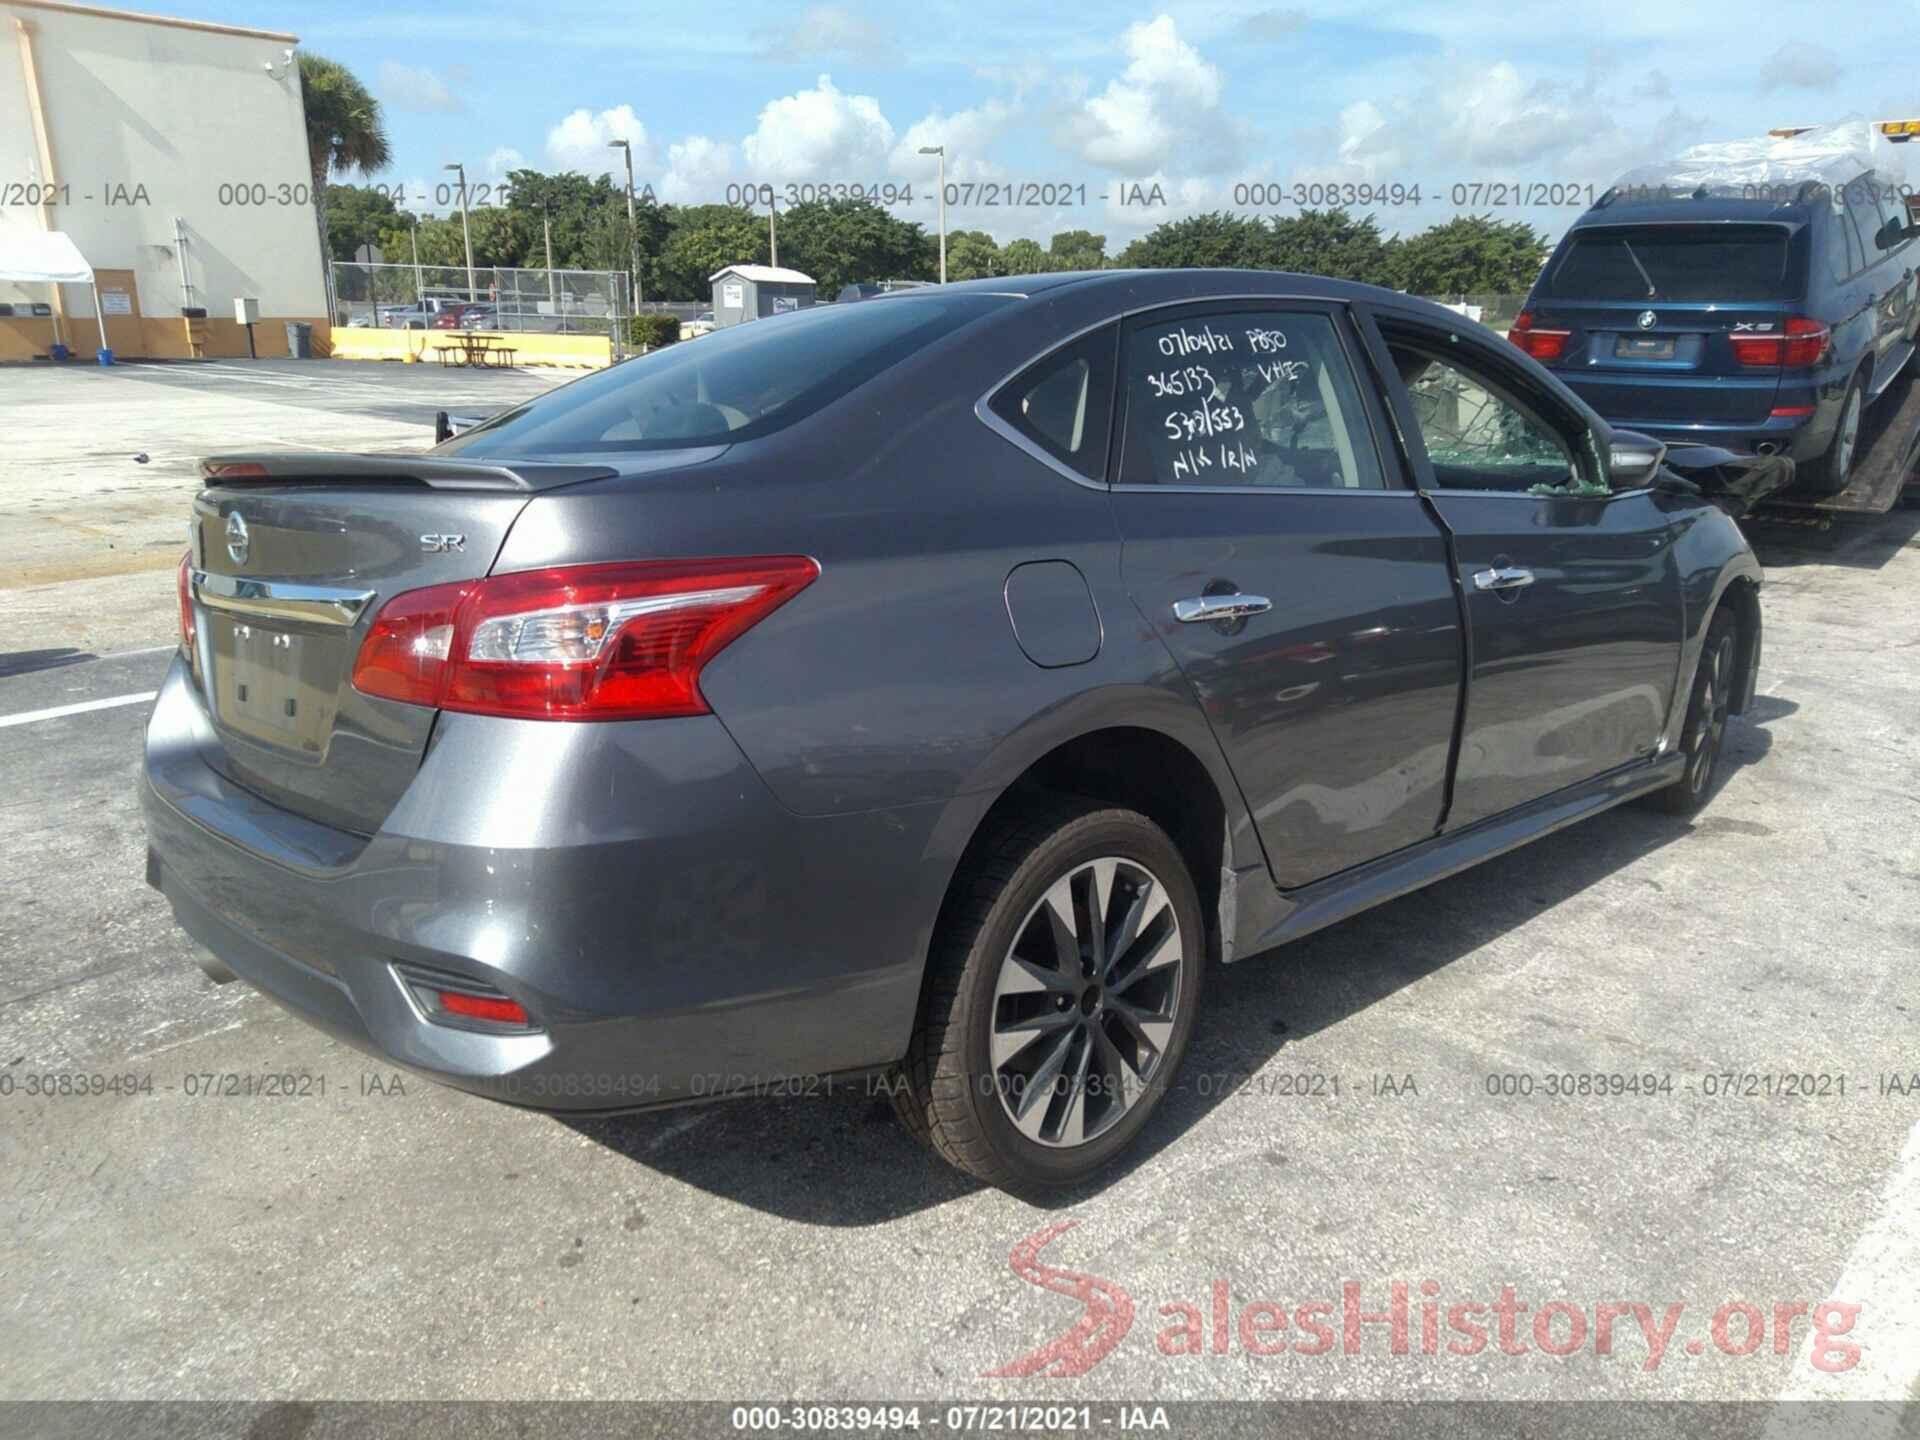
[297,53,391,278]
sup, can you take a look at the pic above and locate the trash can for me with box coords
[284,321,313,359]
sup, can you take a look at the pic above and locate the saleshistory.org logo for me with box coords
[984,1223,1864,1377]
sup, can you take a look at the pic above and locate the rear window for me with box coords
[1546,225,1801,302]
[443,293,1007,457]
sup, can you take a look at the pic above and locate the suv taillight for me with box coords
[1730,315,1830,369]
[176,551,197,664]
[1506,311,1569,362]
[350,557,819,721]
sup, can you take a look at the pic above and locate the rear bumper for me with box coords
[140,654,947,1113]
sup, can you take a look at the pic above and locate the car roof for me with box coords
[875,268,1486,333]
[1570,197,1817,230]
[911,268,1407,303]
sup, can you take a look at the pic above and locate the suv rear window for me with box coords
[445,293,1008,456]
[1546,225,1800,302]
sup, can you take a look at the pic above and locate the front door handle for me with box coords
[1173,593,1272,624]
[1472,567,1535,592]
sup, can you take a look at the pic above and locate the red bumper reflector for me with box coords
[1770,405,1816,418]
[436,990,529,1025]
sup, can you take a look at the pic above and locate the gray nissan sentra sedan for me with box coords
[143,269,1766,1189]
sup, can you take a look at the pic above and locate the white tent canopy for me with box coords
[0,228,113,359]
[0,228,93,285]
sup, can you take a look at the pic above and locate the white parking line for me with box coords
[0,692,157,729]
[1761,1117,1920,1434]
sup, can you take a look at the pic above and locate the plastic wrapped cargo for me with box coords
[1606,119,1904,204]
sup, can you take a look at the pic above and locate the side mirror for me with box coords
[1607,431,1667,489]
[1876,217,1920,250]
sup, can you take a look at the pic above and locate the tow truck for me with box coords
[1751,119,1920,522]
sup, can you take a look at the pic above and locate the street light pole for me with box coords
[918,145,946,283]
[444,161,475,301]
[608,139,642,313]
[409,221,423,306]
[768,195,778,268]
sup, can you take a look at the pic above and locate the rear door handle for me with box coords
[1173,593,1272,623]
[1472,567,1535,592]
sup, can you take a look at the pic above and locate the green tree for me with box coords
[774,198,933,297]
[1114,212,1277,270]
[298,54,392,283]
[1047,228,1108,271]
[656,206,767,299]
[944,229,1003,281]
[1266,208,1393,284]
[1000,237,1048,275]
[325,184,410,263]
[1389,214,1549,296]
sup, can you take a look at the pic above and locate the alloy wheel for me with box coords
[1835,387,1862,483]
[989,856,1184,1148]
[1686,636,1732,796]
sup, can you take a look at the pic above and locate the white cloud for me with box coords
[756,5,899,64]
[1058,15,1243,176]
[545,105,654,175]
[486,146,525,179]
[1758,42,1843,93]
[659,135,737,203]
[378,61,463,114]
[740,75,894,180]
[1238,8,1307,41]
[889,100,1015,181]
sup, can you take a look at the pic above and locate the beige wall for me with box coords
[0,1,326,358]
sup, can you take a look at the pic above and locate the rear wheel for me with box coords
[892,799,1204,1190]
[1646,608,1736,816]
[1805,372,1866,494]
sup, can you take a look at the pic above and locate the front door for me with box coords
[1363,311,1684,829]
[1110,301,1464,888]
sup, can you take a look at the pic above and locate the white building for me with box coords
[0,0,327,361]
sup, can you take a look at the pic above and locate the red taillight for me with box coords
[202,461,270,480]
[1731,316,1829,369]
[436,990,529,1025]
[176,551,196,663]
[1770,404,1816,418]
[351,556,819,721]
[1506,311,1569,362]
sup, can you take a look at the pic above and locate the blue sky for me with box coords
[186,0,1917,246]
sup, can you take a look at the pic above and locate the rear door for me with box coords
[1109,301,1464,888]
[1360,310,1683,828]
[1525,222,1804,428]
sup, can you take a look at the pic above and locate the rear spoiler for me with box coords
[200,453,618,494]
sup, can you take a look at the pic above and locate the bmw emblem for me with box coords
[225,511,250,567]
[1636,310,1658,330]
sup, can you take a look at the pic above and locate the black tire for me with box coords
[1646,607,1737,816]
[1803,371,1868,495]
[891,798,1205,1190]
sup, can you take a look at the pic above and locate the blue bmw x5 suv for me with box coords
[1510,162,1919,491]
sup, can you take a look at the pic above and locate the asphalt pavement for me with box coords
[2,511,1917,1421]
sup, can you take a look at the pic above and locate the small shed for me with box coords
[710,265,816,327]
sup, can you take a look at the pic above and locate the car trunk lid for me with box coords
[185,453,617,836]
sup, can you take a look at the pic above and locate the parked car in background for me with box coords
[682,311,716,338]
[378,304,437,330]
[1510,137,1920,493]
[147,270,1764,1190]
[430,303,492,330]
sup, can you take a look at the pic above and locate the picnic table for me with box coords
[437,333,518,368]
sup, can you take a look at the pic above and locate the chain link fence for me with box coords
[330,261,634,338]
